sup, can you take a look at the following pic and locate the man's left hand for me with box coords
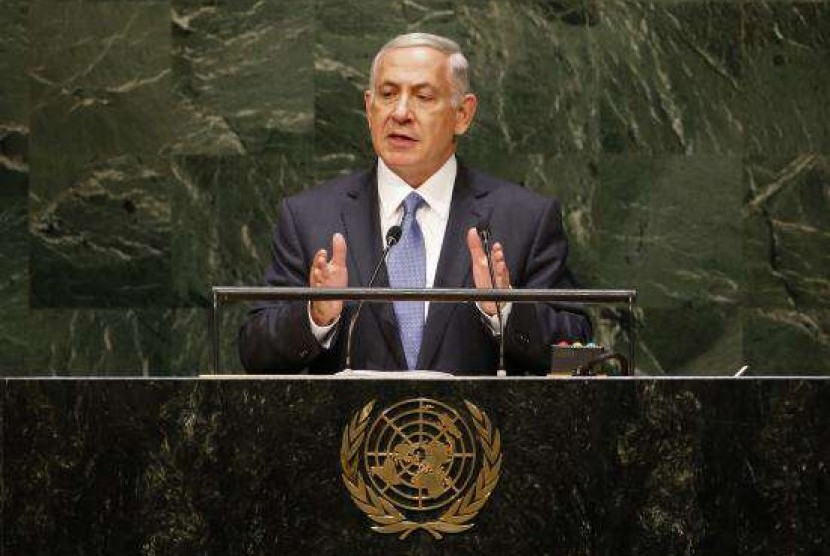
[466,227,511,316]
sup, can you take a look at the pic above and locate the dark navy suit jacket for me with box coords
[238,162,591,375]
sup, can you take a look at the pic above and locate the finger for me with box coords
[310,250,328,285]
[466,227,487,265]
[495,259,508,281]
[492,242,511,287]
[500,262,512,288]
[331,233,347,268]
[313,248,328,265]
[310,269,321,287]
[491,242,505,263]
[316,257,330,275]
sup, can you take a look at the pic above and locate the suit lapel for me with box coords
[340,167,406,368]
[341,169,383,287]
[417,165,489,369]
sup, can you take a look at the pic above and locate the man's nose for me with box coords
[392,95,413,121]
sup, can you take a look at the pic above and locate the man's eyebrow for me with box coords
[377,80,438,90]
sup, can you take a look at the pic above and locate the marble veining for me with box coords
[0,0,828,374]
[3,378,828,554]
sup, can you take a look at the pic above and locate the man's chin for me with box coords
[379,156,429,185]
[380,153,420,171]
[382,143,418,157]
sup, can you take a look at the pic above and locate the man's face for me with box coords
[365,46,477,187]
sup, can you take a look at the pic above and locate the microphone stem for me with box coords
[481,232,506,374]
[345,240,395,370]
[344,305,361,370]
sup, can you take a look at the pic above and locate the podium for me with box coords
[4,376,828,554]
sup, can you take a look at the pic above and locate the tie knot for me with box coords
[402,191,426,216]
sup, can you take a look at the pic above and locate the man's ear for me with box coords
[454,93,478,136]
[364,90,373,127]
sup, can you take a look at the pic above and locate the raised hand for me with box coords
[466,227,511,316]
[309,233,348,326]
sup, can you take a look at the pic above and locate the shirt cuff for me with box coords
[308,302,339,348]
[476,302,512,336]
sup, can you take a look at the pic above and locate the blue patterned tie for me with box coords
[386,192,426,369]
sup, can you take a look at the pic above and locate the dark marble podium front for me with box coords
[3,377,828,555]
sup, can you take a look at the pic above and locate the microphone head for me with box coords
[386,225,403,246]
[476,220,491,241]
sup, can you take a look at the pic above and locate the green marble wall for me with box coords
[1,1,828,375]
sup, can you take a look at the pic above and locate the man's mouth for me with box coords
[386,133,418,146]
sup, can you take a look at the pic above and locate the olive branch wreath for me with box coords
[340,399,502,540]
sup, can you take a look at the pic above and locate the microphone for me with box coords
[476,220,507,376]
[344,225,402,370]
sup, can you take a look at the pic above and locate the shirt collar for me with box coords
[378,155,457,221]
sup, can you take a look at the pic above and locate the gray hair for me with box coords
[369,33,470,105]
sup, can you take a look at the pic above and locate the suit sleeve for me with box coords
[503,198,592,374]
[237,199,343,373]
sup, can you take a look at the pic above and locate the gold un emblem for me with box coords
[340,398,502,539]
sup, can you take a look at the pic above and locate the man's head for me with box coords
[365,33,477,187]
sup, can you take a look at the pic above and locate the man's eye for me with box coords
[380,90,395,99]
[417,94,434,101]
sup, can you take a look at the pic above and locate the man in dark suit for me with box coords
[239,33,590,375]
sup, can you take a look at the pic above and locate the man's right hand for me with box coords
[309,233,348,326]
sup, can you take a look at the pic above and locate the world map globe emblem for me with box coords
[342,397,502,538]
[363,398,478,511]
